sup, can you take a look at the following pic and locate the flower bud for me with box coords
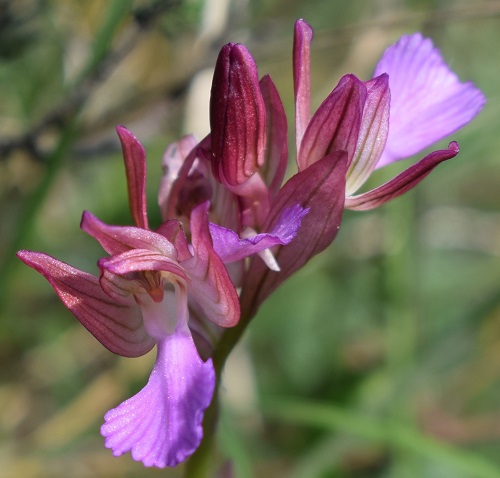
[210,43,266,187]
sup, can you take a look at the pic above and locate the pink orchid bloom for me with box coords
[18,125,308,467]
[18,127,243,468]
[293,19,485,211]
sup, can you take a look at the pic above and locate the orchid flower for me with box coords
[18,126,308,467]
[17,18,486,471]
[17,127,243,468]
[293,19,485,211]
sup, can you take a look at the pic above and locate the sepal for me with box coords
[116,126,149,229]
[241,151,348,317]
[345,142,460,210]
[298,74,366,170]
[17,251,154,357]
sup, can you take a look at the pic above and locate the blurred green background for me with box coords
[1,0,500,476]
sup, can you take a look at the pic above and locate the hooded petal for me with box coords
[374,33,485,167]
[101,330,215,468]
[210,43,266,187]
[158,135,199,221]
[116,126,149,229]
[346,74,390,195]
[81,211,177,258]
[241,151,348,317]
[182,202,240,328]
[298,74,366,170]
[208,204,309,264]
[17,250,154,357]
[155,220,192,262]
[98,249,188,281]
[293,19,313,153]
[345,142,459,210]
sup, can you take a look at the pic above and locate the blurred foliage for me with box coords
[1,0,500,477]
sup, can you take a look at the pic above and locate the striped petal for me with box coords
[17,250,154,357]
[101,330,215,467]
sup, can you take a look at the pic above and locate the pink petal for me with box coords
[116,126,149,229]
[98,249,188,281]
[101,331,215,468]
[81,211,177,257]
[347,74,390,195]
[241,151,348,317]
[293,19,313,153]
[374,33,486,167]
[298,74,366,171]
[183,202,240,328]
[155,220,192,262]
[17,251,154,357]
[345,142,460,210]
[209,204,308,264]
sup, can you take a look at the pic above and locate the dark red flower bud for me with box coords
[210,43,266,187]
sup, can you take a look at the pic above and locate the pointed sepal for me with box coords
[241,151,348,317]
[293,19,313,153]
[345,142,460,210]
[17,250,154,357]
[116,126,149,229]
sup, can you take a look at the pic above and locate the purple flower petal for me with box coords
[374,33,486,167]
[17,251,154,357]
[208,204,309,264]
[116,126,149,229]
[101,330,215,468]
[345,142,460,210]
